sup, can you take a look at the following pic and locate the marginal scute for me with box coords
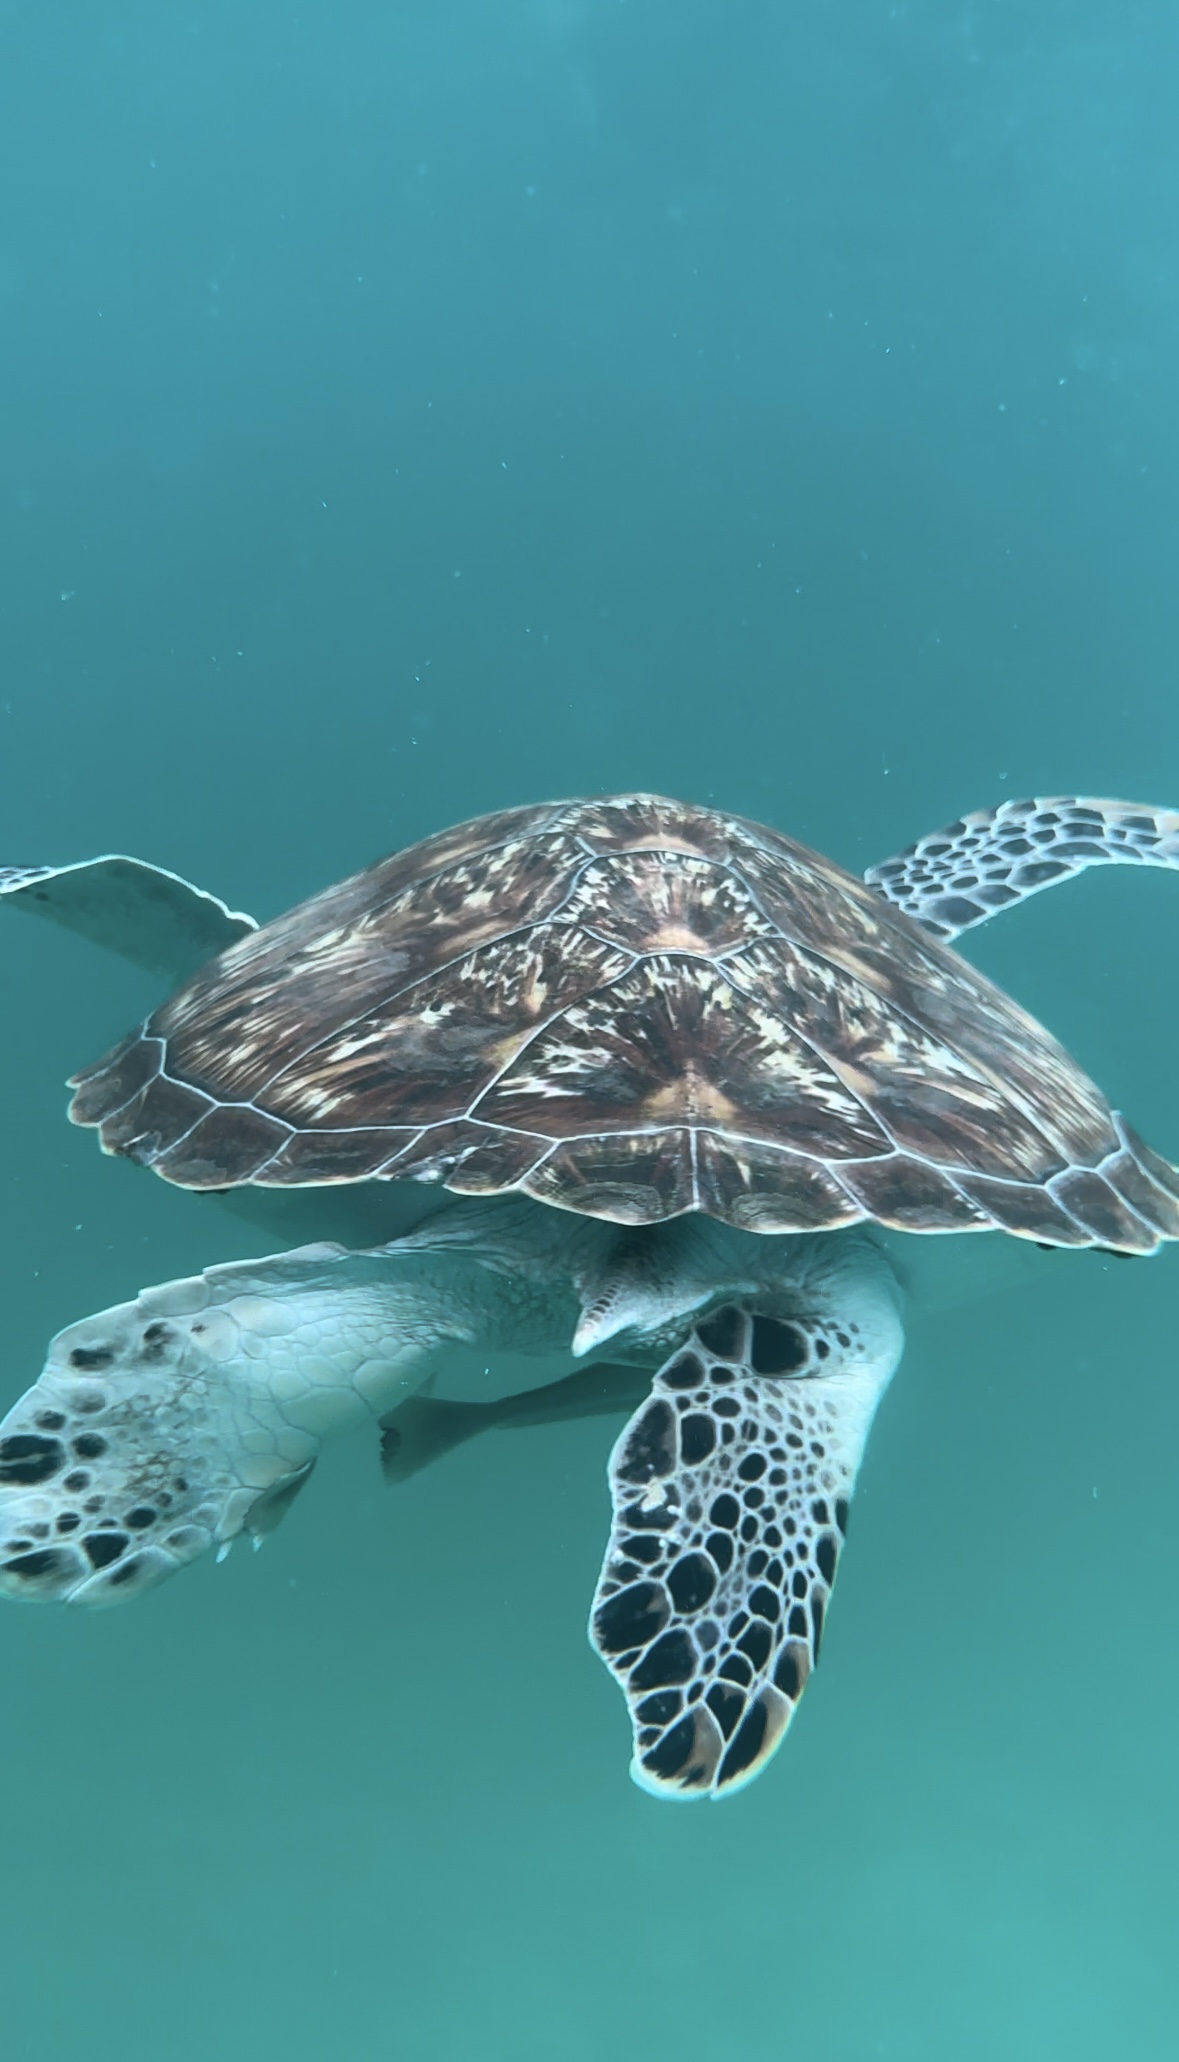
[94,1073,214,1163]
[694,1131,864,1233]
[1102,1135,1179,1241]
[263,1126,420,1183]
[1117,1119,1179,1204]
[151,1103,293,1187]
[837,1156,989,1232]
[68,1030,163,1124]
[61,792,1176,1247]
[379,1120,552,1194]
[522,1129,696,1223]
[1046,1168,1160,1253]
[951,1173,1097,1245]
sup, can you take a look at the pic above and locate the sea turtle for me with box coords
[1,791,1177,1800]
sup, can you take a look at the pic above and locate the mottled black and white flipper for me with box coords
[0,1232,568,1607]
[865,796,1179,941]
[590,1274,903,1801]
[0,856,255,983]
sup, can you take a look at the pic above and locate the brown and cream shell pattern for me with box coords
[66,793,1179,1250]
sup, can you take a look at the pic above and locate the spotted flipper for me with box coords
[590,1300,898,1800]
[0,856,255,983]
[0,1245,455,1607]
[864,796,1179,941]
[0,1278,329,1606]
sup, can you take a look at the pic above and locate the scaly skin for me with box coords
[0,1223,579,1605]
[0,1204,902,1612]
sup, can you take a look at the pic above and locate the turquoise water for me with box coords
[3,3,1179,2055]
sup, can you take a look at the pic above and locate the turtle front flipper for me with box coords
[0,1287,321,1606]
[0,1244,480,1607]
[0,855,255,983]
[865,795,1179,941]
[590,1288,902,1799]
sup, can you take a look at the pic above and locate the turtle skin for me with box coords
[66,793,1179,1250]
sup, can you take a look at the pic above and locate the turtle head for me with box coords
[572,1218,904,1358]
[571,1227,724,1356]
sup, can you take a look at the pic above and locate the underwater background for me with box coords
[2,2,1179,2055]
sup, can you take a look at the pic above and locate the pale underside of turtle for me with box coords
[0,789,1177,1803]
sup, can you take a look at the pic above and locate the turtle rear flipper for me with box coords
[0,855,255,983]
[380,1392,497,1484]
[380,1362,649,1483]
